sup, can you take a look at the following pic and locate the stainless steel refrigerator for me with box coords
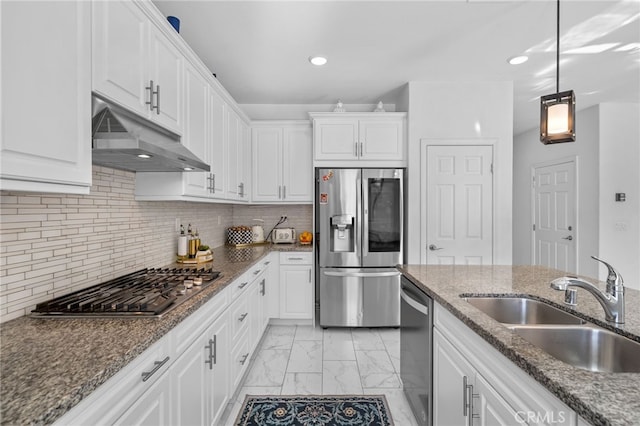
[316,168,404,327]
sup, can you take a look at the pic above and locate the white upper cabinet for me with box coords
[310,113,406,165]
[208,89,227,198]
[92,0,148,117]
[282,125,313,202]
[252,122,312,203]
[225,109,249,201]
[182,63,211,198]
[128,0,250,203]
[0,0,92,194]
[93,0,183,135]
[148,25,183,133]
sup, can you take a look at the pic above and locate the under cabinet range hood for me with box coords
[91,97,210,172]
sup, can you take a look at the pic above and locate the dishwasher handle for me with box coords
[323,270,401,278]
[401,289,429,316]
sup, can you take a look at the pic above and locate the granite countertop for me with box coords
[0,243,311,426]
[398,264,640,426]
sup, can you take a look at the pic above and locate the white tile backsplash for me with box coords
[0,166,311,323]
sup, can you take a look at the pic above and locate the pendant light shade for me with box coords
[540,90,575,144]
[540,0,576,144]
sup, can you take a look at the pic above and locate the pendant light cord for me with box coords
[556,0,560,96]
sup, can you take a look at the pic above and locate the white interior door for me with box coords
[533,160,576,272]
[426,145,493,264]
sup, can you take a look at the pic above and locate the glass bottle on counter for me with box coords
[177,224,187,257]
[194,229,201,253]
[187,223,197,258]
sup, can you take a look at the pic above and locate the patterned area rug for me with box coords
[234,394,394,426]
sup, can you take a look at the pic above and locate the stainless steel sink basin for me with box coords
[512,325,640,373]
[465,297,585,325]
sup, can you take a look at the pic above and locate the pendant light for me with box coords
[540,0,576,144]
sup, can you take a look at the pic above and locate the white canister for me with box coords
[177,235,187,256]
[252,219,265,243]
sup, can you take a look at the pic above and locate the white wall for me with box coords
[405,81,513,264]
[513,105,600,279]
[513,102,640,290]
[598,103,640,289]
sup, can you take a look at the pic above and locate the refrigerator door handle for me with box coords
[323,270,401,278]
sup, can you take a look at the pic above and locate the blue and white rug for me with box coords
[235,394,394,426]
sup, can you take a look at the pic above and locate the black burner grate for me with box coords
[32,268,221,318]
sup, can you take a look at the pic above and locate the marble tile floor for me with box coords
[220,325,419,425]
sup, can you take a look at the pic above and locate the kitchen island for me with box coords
[0,243,311,426]
[399,264,640,426]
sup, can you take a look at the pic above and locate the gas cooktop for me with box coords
[31,267,221,318]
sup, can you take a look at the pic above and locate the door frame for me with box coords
[420,139,497,264]
[530,156,579,271]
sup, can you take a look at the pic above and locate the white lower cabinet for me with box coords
[171,312,229,426]
[54,257,273,426]
[249,271,268,349]
[114,373,171,426]
[434,329,518,426]
[433,303,577,426]
[433,328,475,426]
[279,252,313,320]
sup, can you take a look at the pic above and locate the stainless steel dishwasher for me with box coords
[400,275,433,426]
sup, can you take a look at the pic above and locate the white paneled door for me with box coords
[426,145,493,265]
[533,160,576,273]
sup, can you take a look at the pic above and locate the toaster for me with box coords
[272,228,296,244]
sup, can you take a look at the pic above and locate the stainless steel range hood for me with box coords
[92,97,210,173]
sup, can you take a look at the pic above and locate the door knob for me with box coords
[562,236,573,241]
[429,244,444,251]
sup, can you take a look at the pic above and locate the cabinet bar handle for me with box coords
[141,356,170,382]
[212,335,217,365]
[354,142,358,157]
[145,80,155,111]
[240,353,250,365]
[309,269,312,282]
[260,278,265,296]
[238,281,249,289]
[239,312,248,322]
[155,84,160,114]
[288,257,304,260]
[278,185,282,199]
[212,174,216,193]
[360,142,363,157]
[283,186,286,199]
[253,269,261,275]
[463,376,469,417]
[470,385,479,425]
[205,338,214,369]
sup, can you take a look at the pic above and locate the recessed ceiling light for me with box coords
[137,154,152,159]
[309,56,327,66]
[508,55,529,65]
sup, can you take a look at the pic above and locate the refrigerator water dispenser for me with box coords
[330,215,354,252]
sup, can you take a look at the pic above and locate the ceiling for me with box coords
[153,0,640,136]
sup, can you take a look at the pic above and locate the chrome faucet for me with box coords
[550,256,625,324]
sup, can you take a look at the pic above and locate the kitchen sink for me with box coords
[464,296,640,373]
[465,296,586,325]
[512,325,640,373]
